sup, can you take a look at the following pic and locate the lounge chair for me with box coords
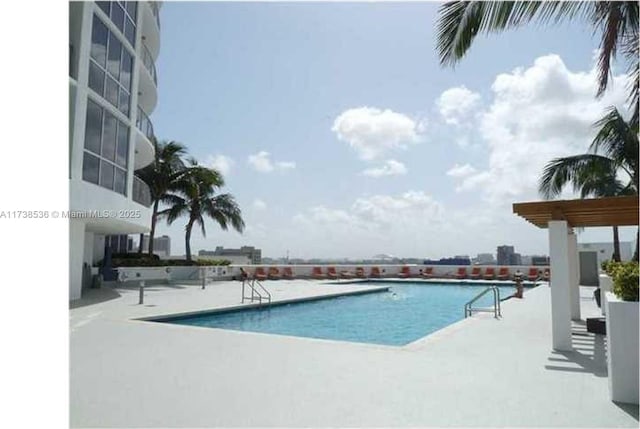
[254,267,267,281]
[340,268,355,279]
[326,266,339,279]
[527,267,539,281]
[399,265,412,278]
[268,267,280,280]
[422,267,434,278]
[355,267,366,278]
[455,267,468,279]
[311,267,326,279]
[483,267,496,280]
[543,268,550,281]
[370,267,381,278]
[470,267,482,280]
[497,267,510,280]
[282,267,294,279]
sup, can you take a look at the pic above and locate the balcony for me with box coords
[141,1,161,59]
[149,1,161,30]
[134,106,155,169]
[141,43,157,86]
[133,176,152,207]
[136,105,154,142]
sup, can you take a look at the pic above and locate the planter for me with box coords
[599,274,613,315]
[605,292,639,404]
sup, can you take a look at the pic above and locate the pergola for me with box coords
[513,195,639,351]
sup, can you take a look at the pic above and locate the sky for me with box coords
[150,1,637,260]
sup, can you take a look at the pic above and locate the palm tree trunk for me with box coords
[148,200,159,256]
[185,218,195,263]
[633,228,639,262]
[137,233,144,254]
[612,225,621,262]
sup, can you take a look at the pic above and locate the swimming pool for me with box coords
[155,282,515,346]
[157,282,519,346]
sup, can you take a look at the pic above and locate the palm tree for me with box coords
[539,107,639,261]
[436,1,639,120]
[162,161,245,263]
[135,139,188,256]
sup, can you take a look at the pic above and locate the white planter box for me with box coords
[605,292,639,404]
[599,274,613,316]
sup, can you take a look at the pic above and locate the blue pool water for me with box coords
[158,282,519,346]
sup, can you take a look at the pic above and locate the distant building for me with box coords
[497,245,521,265]
[424,256,472,265]
[474,253,496,265]
[134,235,171,258]
[530,255,550,266]
[578,241,634,268]
[199,246,262,264]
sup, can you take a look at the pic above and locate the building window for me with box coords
[96,2,137,47]
[89,15,133,117]
[83,99,129,195]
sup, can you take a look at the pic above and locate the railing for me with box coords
[149,1,161,29]
[141,43,157,86]
[464,286,501,318]
[132,176,152,207]
[136,106,154,142]
[241,277,271,305]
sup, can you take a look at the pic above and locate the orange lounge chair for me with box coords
[340,268,354,278]
[497,267,509,280]
[311,266,326,279]
[355,267,366,278]
[370,267,381,278]
[527,267,539,281]
[327,266,339,279]
[483,267,496,280]
[422,267,434,278]
[399,266,412,278]
[543,268,550,281]
[282,267,294,279]
[268,267,280,280]
[470,267,482,280]
[455,267,468,279]
[254,267,267,281]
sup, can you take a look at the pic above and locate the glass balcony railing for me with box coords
[133,175,152,207]
[149,1,161,29]
[136,106,154,142]
[141,43,157,86]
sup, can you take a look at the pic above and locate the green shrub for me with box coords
[611,262,639,302]
[602,260,623,277]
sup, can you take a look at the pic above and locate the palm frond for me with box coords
[538,154,618,199]
[591,107,638,180]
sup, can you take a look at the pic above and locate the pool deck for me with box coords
[70,279,639,427]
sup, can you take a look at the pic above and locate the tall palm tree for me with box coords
[436,1,639,120]
[162,161,245,263]
[135,139,187,256]
[539,107,639,261]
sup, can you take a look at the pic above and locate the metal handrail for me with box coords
[241,277,271,305]
[136,105,154,141]
[132,176,152,207]
[141,43,157,85]
[464,286,501,318]
[149,1,161,29]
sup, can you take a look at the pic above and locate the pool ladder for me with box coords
[464,286,501,318]
[241,277,271,305]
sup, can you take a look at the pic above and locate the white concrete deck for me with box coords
[70,280,639,427]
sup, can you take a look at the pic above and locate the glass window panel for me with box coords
[107,33,122,79]
[125,1,137,21]
[100,161,115,190]
[105,76,119,107]
[88,61,105,96]
[84,100,103,154]
[124,18,136,47]
[118,89,130,116]
[111,2,125,32]
[102,112,117,162]
[82,152,100,185]
[97,2,110,14]
[114,168,127,195]
[90,16,108,67]
[116,122,129,168]
[120,50,132,89]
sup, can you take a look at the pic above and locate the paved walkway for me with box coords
[70,280,639,427]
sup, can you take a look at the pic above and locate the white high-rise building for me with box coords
[69,1,161,300]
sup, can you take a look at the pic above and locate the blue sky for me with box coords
[151,1,636,259]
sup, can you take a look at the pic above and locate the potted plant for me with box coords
[605,261,639,404]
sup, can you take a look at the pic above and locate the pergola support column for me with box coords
[549,220,573,351]
[568,231,581,321]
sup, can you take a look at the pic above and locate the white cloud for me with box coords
[204,154,234,176]
[362,159,408,177]
[447,54,628,205]
[252,199,267,210]
[446,163,477,178]
[436,86,481,125]
[332,107,422,160]
[247,151,296,173]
